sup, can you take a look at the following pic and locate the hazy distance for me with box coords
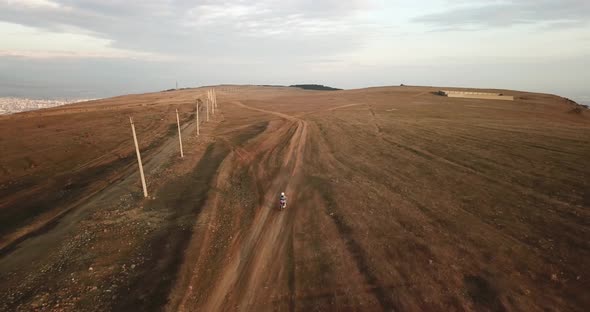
[0,1,589,104]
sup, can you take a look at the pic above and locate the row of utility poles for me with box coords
[129,88,219,198]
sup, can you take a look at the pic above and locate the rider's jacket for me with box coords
[280,195,287,201]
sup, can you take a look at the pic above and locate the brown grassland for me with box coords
[0,86,589,311]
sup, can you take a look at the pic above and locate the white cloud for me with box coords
[0,0,588,104]
[0,22,168,60]
[414,0,590,30]
[0,0,377,60]
[0,49,167,60]
[1,0,61,9]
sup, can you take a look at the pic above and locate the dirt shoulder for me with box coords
[0,90,230,311]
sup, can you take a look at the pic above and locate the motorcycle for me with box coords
[279,199,287,210]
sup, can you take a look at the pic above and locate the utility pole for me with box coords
[196,101,200,136]
[176,81,178,90]
[210,89,214,111]
[211,89,215,115]
[130,117,148,198]
[207,89,215,114]
[206,97,210,122]
[214,89,218,110]
[176,109,184,158]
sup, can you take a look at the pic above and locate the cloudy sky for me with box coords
[0,0,589,103]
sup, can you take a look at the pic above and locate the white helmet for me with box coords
[281,192,285,196]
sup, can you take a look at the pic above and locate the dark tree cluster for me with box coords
[289,84,342,91]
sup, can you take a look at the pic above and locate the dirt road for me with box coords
[1,86,589,311]
[169,100,307,311]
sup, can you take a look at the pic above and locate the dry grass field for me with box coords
[1,86,588,311]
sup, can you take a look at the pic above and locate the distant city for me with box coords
[0,97,96,115]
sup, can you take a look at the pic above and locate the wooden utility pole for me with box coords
[211,89,215,111]
[130,117,148,198]
[208,90,213,115]
[211,90,215,115]
[196,101,200,136]
[176,109,184,158]
[213,89,217,109]
[206,98,210,121]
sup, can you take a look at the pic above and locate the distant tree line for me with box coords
[163,87,193,92]
[289,84,342,91]
[162,84,343,92]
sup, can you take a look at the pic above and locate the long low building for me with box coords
[438,90,514,101]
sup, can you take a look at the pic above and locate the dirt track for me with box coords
[1,86,589,311]
[192,102,306,310]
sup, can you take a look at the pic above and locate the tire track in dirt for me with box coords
[179,99,399,311]
[341,105,583,269]
[226,100,398,310]
[172,121,295,311]
[315,102,588,309]
[360,102,578,212]
[296,102,364,117]
[292,105,401,309]
[305,122,401,311]
[219,102,307,310]
[176,101,307,311]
